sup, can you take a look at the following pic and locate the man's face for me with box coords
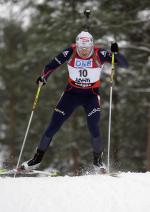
[77,46,93,58]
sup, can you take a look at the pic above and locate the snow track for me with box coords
[0,172,150,212]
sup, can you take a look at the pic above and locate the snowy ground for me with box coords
[0,172,150,212]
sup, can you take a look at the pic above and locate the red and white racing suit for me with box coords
[37,44,128,154]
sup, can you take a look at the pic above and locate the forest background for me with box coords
[0,0,150,175]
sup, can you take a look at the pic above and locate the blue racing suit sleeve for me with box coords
[41,47,73,79]
[115,53,129,68]
[98,49,128,68]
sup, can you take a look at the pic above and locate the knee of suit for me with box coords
[89,125,100,137]
[88,119,100,137]
[44,111,67,137]
[87,114,100,137]
[44,121,62,138]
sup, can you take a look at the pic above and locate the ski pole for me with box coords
[14,82,42,177]
[107,52,115,173]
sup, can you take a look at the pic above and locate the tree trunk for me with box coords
[7,89,16,165]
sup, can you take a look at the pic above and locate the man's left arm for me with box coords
[98,43,128,68]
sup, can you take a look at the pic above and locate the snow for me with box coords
[0,172,150,212]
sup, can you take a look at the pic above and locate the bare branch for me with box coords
[124,45,150,53]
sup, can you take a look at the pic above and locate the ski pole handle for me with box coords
[32,82,42,111]
[110,52,115,84]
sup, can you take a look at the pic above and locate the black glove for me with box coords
[111,42,119,53]
[36,76,47,85]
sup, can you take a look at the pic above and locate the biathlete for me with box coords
[21,31,128,172]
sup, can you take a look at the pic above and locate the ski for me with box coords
[78,165,120,177]
[0,167,120,178]
[107,172,120,177]
[0,168,60,177]
[93,166,120,177]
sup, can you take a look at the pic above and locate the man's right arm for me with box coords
[37,47,73,85]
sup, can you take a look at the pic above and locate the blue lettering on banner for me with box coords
[75,78,90,83]
[75,59,92,68]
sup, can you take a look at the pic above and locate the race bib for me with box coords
[67,64,103,83]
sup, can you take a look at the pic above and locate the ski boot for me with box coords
[93,152,107,174]
[20,149,45,171]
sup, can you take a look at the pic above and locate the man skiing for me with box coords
[21,31,128,172]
